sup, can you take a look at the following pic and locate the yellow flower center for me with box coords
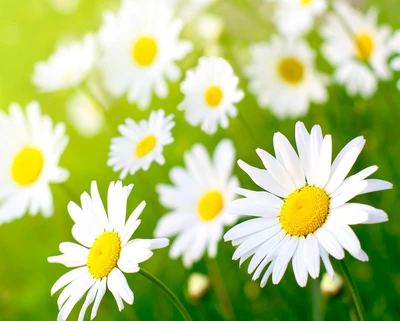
[197,191,224,221]
[278,57,305,85]
[87,232,122,279]
[301,0,312,5]
[355,33,374,61]
[135,135,157,158]
[11,147,44,186]
[132,36,158,67]
[204,86,223,107]
[280,186,329,236]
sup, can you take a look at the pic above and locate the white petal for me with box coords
[319,244,334,280]
[304,234,320,279]
[292,236,308,287]
[228,198,279,217]
[235,188,283,208]
[108,268,134,304]
[314,227,344,260]
[272,236,298,284]
[91,278,107,320]
[50,267,87,295]
[357,179,393,195]
[78,281,98,321]
[224,217,278,241]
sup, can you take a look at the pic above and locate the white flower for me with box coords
[32,34,96,92]
[48,181,169,321]
[320,2,392,98]
[246,36,328,118]
[179,57,244,134]
[108,110,175,179]
[224,122,392,287]
[155,140,239,267]
[0,102,69,224]
[389,30,400,90]
[98,0,192,109]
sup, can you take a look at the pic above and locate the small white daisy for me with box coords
[108,110,175,179]
[0,101,69,224]
[320,2,393,98]
[32,34,96,92]
[389,30,400,90]
[155,139,239,268]
[246,36,328,118]
[178,57,244,135]
[224,122,392,287]
[98,0,192,109]
[48,181,169,321]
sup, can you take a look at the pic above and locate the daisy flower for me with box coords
[155,140,239,267]
[98,0,192,109]
[224,122,392,287]
[389,30,400,90]
[178,57,244,134]
[0,101,69,224]
[32,34,96,92]
[246,36,328,118]
[108,110,175,179]
[48,181,169,321]
[320,2,392,98]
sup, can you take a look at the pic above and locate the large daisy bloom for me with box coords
[48,181,169,321]
[246,36,328,118]
[178,57,244,135]
[108,110,175,179]
[155,140,239,267]
[98,0,192,109]
[32,34,96,92]
[320,2,392,98]
[0,101,69,224]
[224,122,392,287]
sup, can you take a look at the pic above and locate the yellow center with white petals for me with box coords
[11,147,44,186]
[87,232,122,279]
[135,135,157,158]
[132,37,158,67]
[280,186,329,236]
[278,57,305,85]
[204,86,223,107]
[197,191,224,221]
[355,33,374,61]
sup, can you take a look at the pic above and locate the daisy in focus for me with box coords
[246,36,328,118]
[108,110,175,179]
[178,57,244,134]
[155,140,239,267]
[48,181,169,321]
[224,122,392,287]
[320,1,392,98]
[0,101,69,224]
[98,0,192,109]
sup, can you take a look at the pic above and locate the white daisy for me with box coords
[224,122,392,287]
[108,110,175,179]
[48,181,169,321]
[320,2,393,98]
[389,30,400,90]
[32,34,96,92]
[155,139,239,268]
[98,0,192,109]
[246,36,328,118]
[0,102,69,224]
[178,57,244,135]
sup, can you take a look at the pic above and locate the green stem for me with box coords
[138,268,193,321]
[238,112,259,148]
[311,278,322,321]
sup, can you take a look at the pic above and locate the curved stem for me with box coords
[138,268,193,321]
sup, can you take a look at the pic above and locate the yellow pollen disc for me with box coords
[87,232,122,279]
[135,135,157,158]
[280,186,329,236]
[11,147,44,186]
[132,37,158,67]
[278,57,305,85]
[301,0,312,5]
[355,33,374,61]
[197,191,224,221]
[204,86,223,107]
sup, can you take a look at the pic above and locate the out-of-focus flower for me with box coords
[320,2,392,98]
[98,0,192,109]
[0,102,69,224]
[179,57,244,135]
[196,14,224,44]
[48,0,80,15]
[155,140,239,268]
[225,122,392,287]
[321,272,344,296]
[48,181,169,321]
[389,30,400,90]
[169,0,216,21]
[246,36,328,118]
[108,110,175,179]
[187,273,211,300]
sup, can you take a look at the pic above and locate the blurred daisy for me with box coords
[320,2,392,98]
[389,30,400,90]
[32,34,96,92]
[178,57,244,134]
[0,102,69,224]
[155,140,239,267]
[98,0,192,109]
[246,36,328,118]
[49,181,169,321]
[108,110,175,179]
[225,122,392,287]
